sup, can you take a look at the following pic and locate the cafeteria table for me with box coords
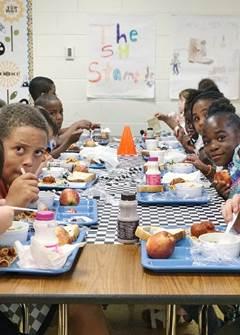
[0,156,237,335]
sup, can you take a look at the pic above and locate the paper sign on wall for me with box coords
[87,16,155,99]
[0,0,32,104]
[170,16,240,99]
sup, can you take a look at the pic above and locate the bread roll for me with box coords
[137,185,164,193]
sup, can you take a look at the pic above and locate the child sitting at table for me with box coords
[202,100,240,199]
[184,90,225,180]
[34,94,95,158]
[29,76,56,101]
[0,103,111,335]
[0,103,48,206]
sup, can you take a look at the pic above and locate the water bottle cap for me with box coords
[36,211,55,221]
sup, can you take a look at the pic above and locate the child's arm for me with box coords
[155,112,178,130]
[51,127,83,158]
[184,153,216,181]
[222,194,240,233]
[0,200,14,234]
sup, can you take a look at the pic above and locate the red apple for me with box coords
[214,170,232,186]
[146,231,176,259]
[59,189,80,206]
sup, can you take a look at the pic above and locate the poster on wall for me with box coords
[0,0,32,104]
[87,16,155,99]
[170,16,240,99]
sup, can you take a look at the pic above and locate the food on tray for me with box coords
[190,220,216,238]
[65,157,79,163]
[169,178,186,186]
[67,171,96,183]
[42,176,56,184]
[214,170,232,186]
[137,185,164,193]
[175,182,203,199]
[84,139,96,147]
[66,208,78,214]
[73,164,88,173]
[67,144,80,152]
[135,226,186,241]
[146,231,176,259]
[55,224,80,245]
[0,247,17,267]
[59,189,80,206]
[14,211,36,221]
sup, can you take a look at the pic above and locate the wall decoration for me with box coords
[0,0,32,104]
[170,16,240,99]
[87,16,155,99]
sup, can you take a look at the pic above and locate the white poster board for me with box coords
[87,16,155,99]
[170,16,240,99]
[0,0,32,104]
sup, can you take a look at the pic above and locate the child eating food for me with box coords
[202,100,240,199]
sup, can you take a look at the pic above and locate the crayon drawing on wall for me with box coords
[170,16,240,99]
[87,16,155,99]
[0,0,32,104]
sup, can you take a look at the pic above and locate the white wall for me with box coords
[32,0,240,136]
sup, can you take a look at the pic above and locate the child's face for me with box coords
[202,116,240,166]
[2,126,47,185]
[48,84,56,96]
[192,99,212,135]
[184,108,196,138]
[46,100,63,130]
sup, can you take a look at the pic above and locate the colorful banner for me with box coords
[170,16,240,99]
[87,16,155,99]
[0,0,32,104]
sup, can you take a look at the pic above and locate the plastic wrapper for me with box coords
[80,146,119,169]
[81,185,119,206]
[190,236,240,265]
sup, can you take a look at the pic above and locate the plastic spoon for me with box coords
[225,212,238,234]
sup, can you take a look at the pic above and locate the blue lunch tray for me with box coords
[55,198,98,226]
[137,189,209,206]
[141,235,240,273]
[0,229,87,276]
[89,162,105,169]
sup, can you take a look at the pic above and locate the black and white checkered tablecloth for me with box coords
[85,156,226,243]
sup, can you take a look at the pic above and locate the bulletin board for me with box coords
[87,15,155,99]
[0,0,32,104]
[169,16,240,99]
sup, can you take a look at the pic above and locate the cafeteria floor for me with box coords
[45,304,199,335]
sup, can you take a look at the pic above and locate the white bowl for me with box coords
[171,163,193,174]
[41,167,65,178]
[199,232,240,258]
[0,221,29,246]
[175,182,203,198]
[60,152,80,160]
[37,191,55,210]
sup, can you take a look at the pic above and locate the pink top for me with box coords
[36,211,55,221]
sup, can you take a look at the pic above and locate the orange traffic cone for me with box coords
[117,126,137,156]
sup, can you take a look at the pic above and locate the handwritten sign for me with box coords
[87,16,155,99]
[0,0,32,104]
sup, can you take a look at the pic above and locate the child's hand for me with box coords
[72,120,92,130]
[0,205,14,234]
[222,194,240,233]
[184,154,207,172]
[6,173,39,207]
[155,112,167,121]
